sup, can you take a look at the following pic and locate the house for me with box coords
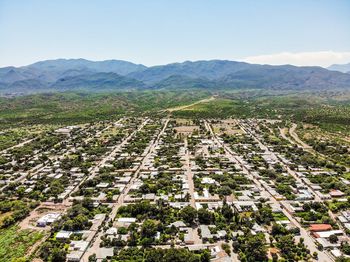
[37,213,61,227]
[202,177,216,184]
[117,217,136,227]
[70,240,89,251]
[316,238,340,248]
[67,251,82,262]
[233,201,258,212]
[96,247,114,261]
[67,240,89,261]
[168,221,186,228]
[312,230,343,238]
[96,182,109,188]
[169,202,190,209]
[295,189,313,201]
[106,227,118,235]
[342,211,350,221]
[330,190,345,198]
[56,230,72,240]
[316,191,332,200]
[142,193,156,201]
[184,231,194,244]
[331,249,342,258]
[252,223,266,233]
[55,126,79,136]
[217,230,227,239]
[210,245,231,261]
[309,224,332,232]
[200,225,213,240]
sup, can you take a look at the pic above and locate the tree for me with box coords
[1,215,15,228]
[198,208,212,224]
[88,254,97,262]
[335,256,350,262]
[236,233,267,262]
[341,242,350,255]
[141,237,153,247]
[276,234,301,261]
[144,248,202,262]
[141,219,158,238]
[245,234,267,261]
[50,248,67,262]
[16,186,26,197]
[82,197,94,210]
[218,186,232,196]
[258,206,274,225]
[180,206,197,224]
[221,204,233,221]
[271,223,287,236]
[50,180,64,196]
[329,234,338,244]
[221,243,231,255]
[118,227,128,234]
[39,242,52,261]
[200,249,211,262]
[12,257,27,262]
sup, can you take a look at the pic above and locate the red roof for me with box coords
[330,190,345,197]
[309,224,332,232]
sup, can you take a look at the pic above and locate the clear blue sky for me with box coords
[0,0,349,67]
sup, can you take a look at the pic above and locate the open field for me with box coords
[1,90,349,134]
[0,91,211,128]
[175,118,194,125]
[172,92,350,134]
[0,226,45,262]
[212,120,245,135]
[174,125,199,134]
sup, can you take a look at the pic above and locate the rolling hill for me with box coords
[51,72,145,91]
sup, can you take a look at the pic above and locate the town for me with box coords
[1,117,349,262]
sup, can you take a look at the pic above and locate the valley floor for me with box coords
[0,113,349,262]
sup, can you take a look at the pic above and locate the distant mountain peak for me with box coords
[328,62,350,73]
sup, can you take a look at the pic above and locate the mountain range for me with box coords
[1,58,350,95]
[328,63,350,74]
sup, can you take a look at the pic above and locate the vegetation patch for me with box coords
[0,226,44,262]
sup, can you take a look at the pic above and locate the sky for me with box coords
[0,0,350,67]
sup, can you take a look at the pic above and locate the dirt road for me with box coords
[289,123,312,149]
[183,138,196,208]
[166,96,215,112]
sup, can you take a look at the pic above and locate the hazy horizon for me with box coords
[3,55,350,69]
[1,0,350,68]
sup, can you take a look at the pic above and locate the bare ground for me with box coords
[289,123,312,149]
[166,96,215,112]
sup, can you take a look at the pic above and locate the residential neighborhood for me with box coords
[0,117,349,261]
